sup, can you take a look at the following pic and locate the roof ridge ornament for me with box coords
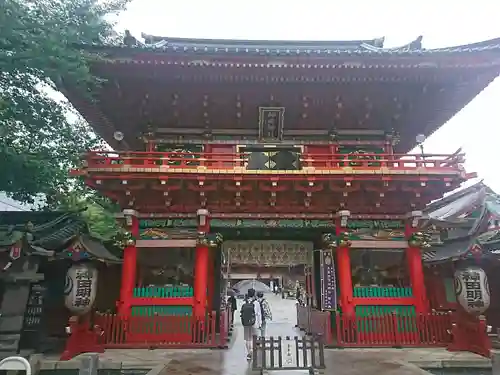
[361,35,424,52]
[123,30,144,47]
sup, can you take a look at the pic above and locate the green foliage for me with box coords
[55,189,121,240]
[0,0,130,204]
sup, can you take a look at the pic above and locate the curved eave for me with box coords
[80,235,122,263]
[32,220,87,250]
[0,211,77,227]
[423,238,476,264]
[93,59,500,71]
[424,181,486,213]
[66,37,500,152]
[429,37,500,51]
[73,64,500,153]
[60,83,129,151]
[81,36,500,58]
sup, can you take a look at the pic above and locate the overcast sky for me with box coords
[115,0,500,192]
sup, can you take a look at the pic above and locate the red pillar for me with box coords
[336,210,354,316]
[405,212,428,314]
[207,249,214,312]
[194,209,210,319]
[118,209,139,316]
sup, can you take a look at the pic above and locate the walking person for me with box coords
[240,288,262,360]
[227,292,237,326]
[257,291,272,337]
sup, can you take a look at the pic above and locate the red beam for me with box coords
[87,174,462,182]
[127,213,408,219]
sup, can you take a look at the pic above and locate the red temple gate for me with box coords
[61,34,500,358]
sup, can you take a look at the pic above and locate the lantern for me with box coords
[454,266,490,315]
[64,264,98,315]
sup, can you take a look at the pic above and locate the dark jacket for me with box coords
[228,296,237,311]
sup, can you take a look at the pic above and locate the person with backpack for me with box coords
[257,291,272,337]
[240,288,262,360]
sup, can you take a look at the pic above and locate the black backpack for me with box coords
[240,300,256,326]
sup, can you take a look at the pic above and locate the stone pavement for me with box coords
[36,295,493,374]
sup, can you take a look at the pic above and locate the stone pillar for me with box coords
[336,210,354,316]
[194,209,210,319]
[118,209,139,316]
[405,211,428,314]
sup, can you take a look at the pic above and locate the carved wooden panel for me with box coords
[223,240,312,266]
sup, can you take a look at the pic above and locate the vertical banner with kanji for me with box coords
[64,264,98,315]
[319,249,337,310]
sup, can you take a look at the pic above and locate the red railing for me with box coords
[220,306,231,348]
[296,304,333,343]
[95,311,225,349]
[296,305,452,348]
[82,151,464,173]
[336,311,452,347]
[448,311,491,357]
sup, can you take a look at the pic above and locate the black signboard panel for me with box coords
[319,249,337,310]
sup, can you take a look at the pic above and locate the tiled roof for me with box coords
[97,35,500,57]
[0,211,121,262]
[422,238,477,263]
[142,34,386,50]
[423,182,500,263]
[422,239,475,263]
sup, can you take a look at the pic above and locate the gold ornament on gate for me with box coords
[321,233,336,249]
[197,232,223,248]
[408,231,432,248]
[208,233,223,247]
[196,234,209,246]
[348,150,374,167]
[112,229,136,249]
[336,231,352,247]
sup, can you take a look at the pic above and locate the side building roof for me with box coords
[422,181,500,264]
[0,210,121,265]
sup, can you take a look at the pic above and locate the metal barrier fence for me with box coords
[252,335,326,374]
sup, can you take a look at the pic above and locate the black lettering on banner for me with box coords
[462,271,484,309]
[74,269,93,307]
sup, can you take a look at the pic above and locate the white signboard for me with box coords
[454,266,490,315]
[64,264,98,315]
